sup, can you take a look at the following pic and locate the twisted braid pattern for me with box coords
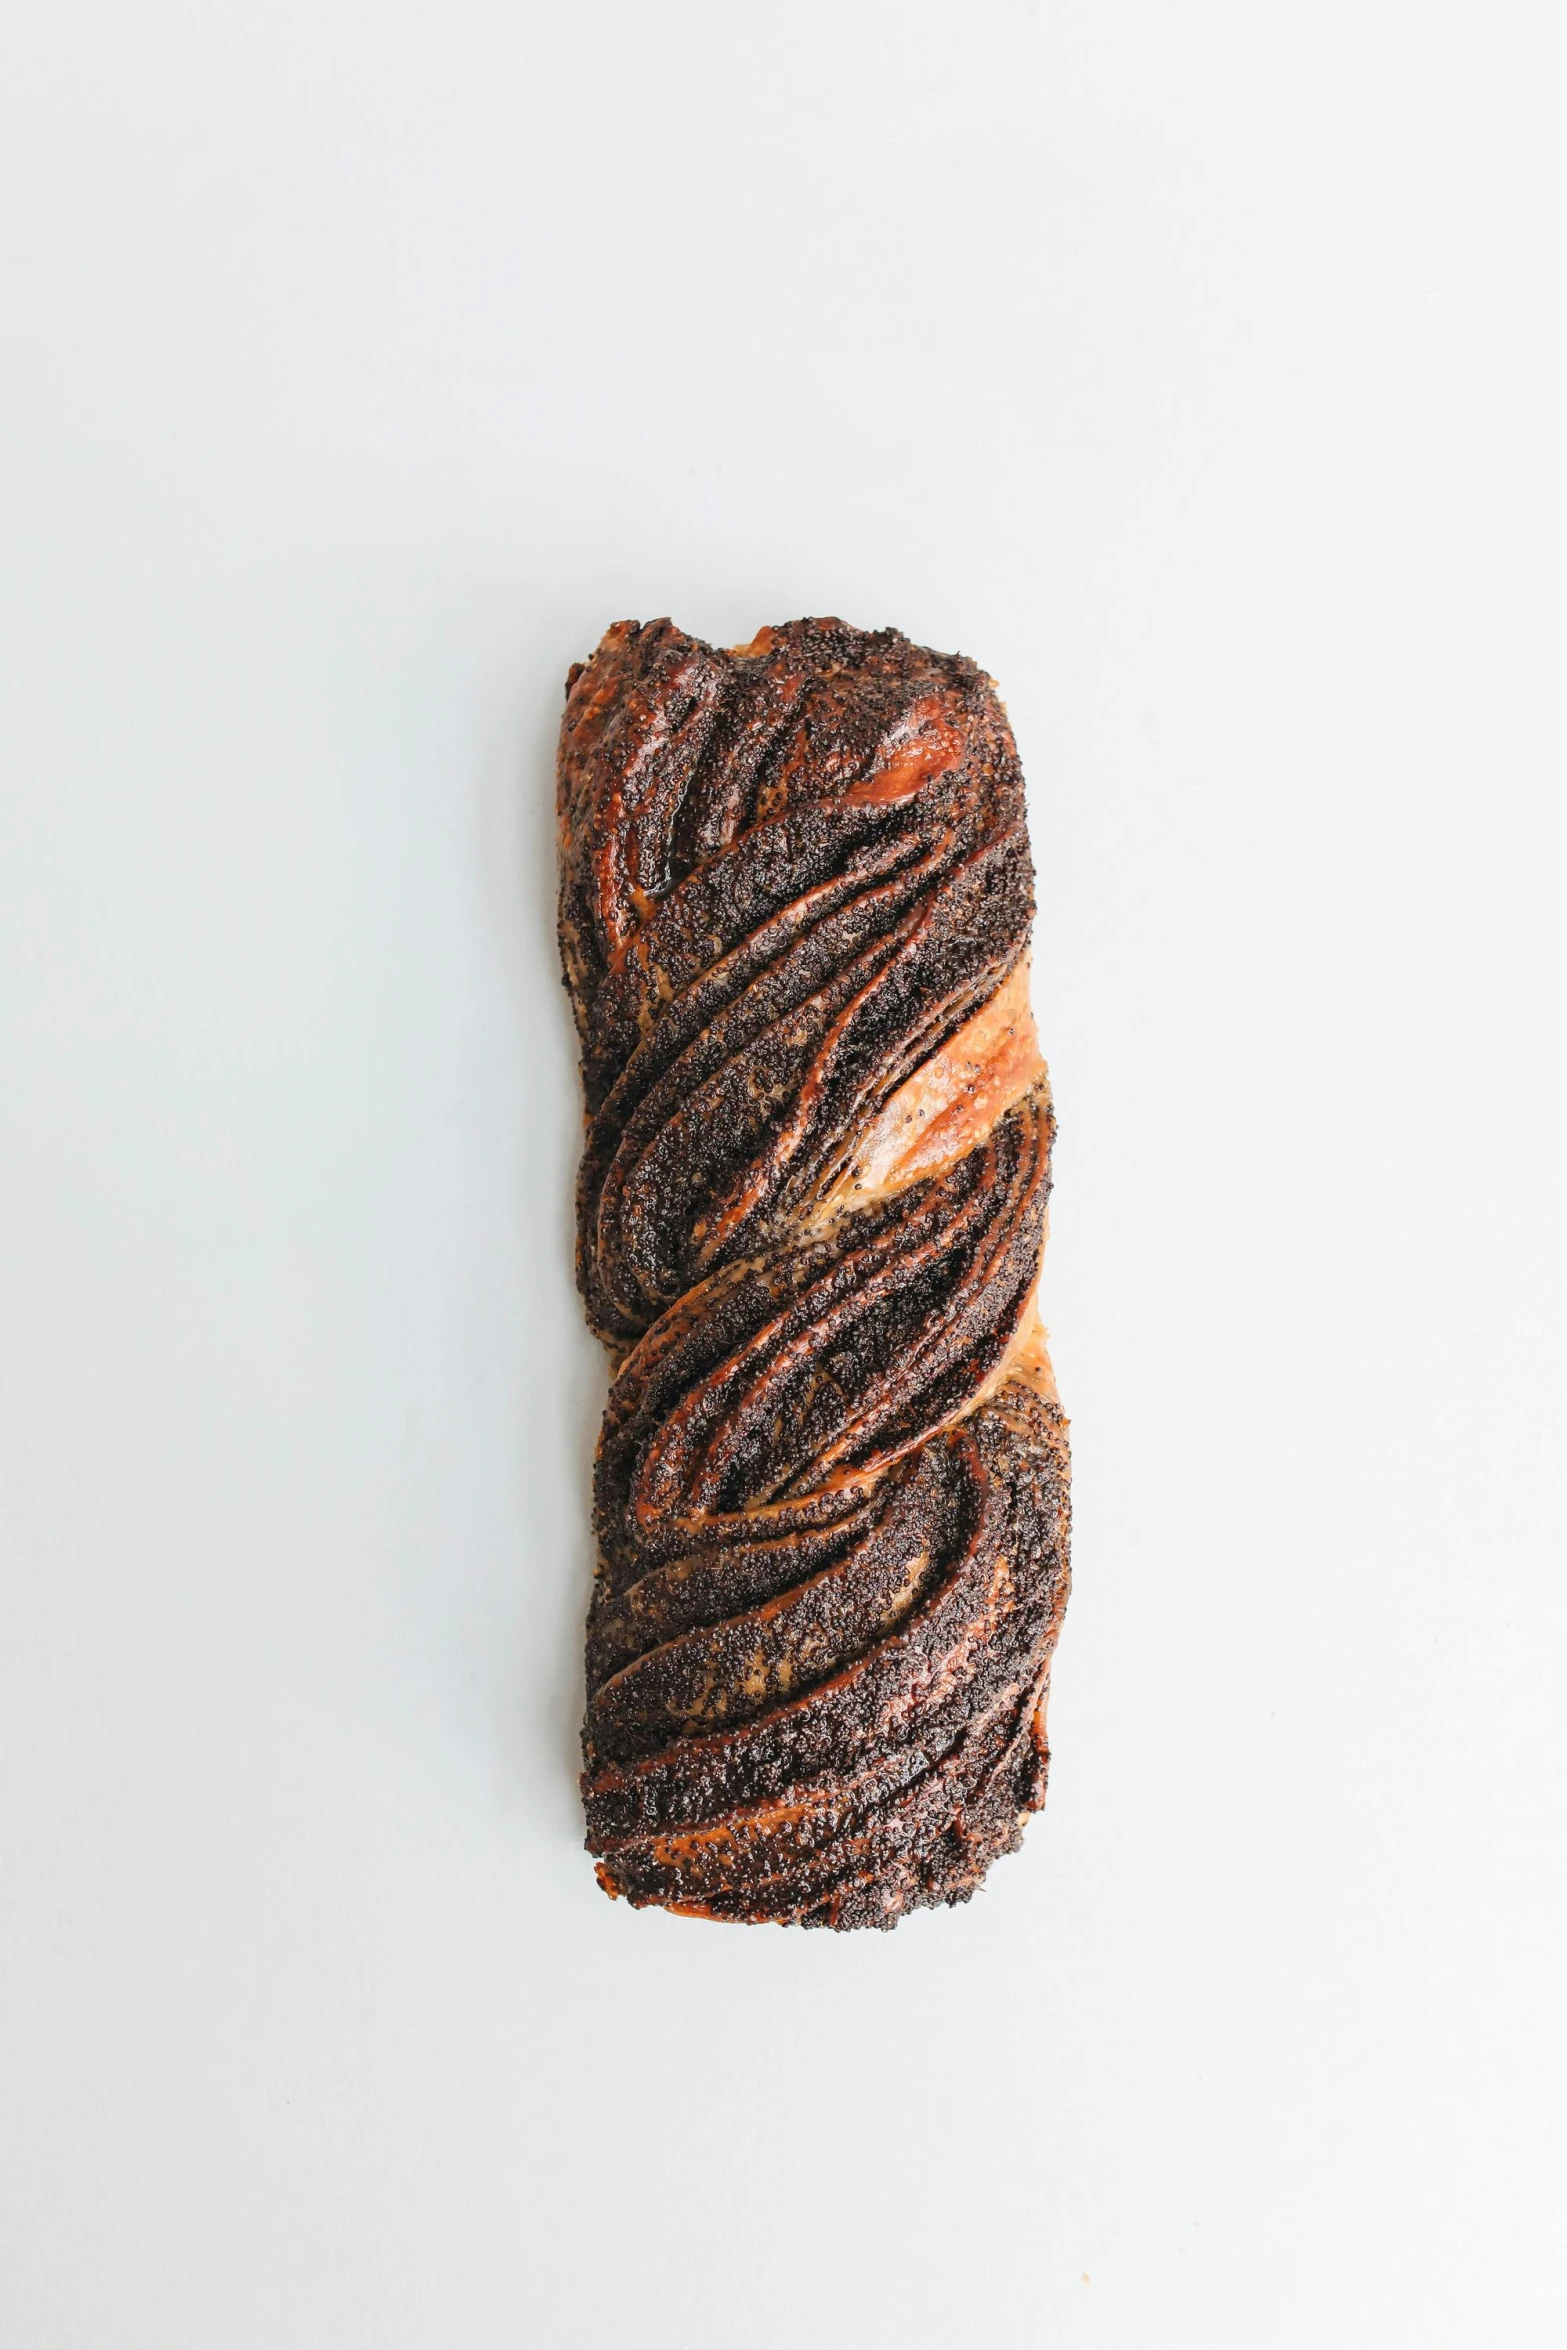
[559,618,1070,1929]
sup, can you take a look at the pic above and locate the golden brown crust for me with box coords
[558,617,1070,1929]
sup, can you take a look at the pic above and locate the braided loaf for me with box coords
[558,618,1070,1930]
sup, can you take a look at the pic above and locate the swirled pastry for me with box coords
[558,617,1070,1930]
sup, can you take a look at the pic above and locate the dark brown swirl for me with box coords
[558,617,1070,1930]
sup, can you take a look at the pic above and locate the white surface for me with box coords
[2,4,1564,2344]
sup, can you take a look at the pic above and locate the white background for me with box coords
[2,4,1564,2344]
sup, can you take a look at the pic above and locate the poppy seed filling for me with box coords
[558,617,1070,1930]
